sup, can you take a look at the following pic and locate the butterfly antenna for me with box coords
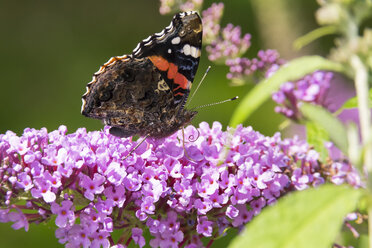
[185,66,211,107]
[123,134,150,160]
[193,96,239,110]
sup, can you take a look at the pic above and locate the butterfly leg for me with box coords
[123,134,150,160]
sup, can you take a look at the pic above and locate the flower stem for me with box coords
[369,206,372,248]
[206,239,214,248]
[350,55,372,248]
[350,55,372,174]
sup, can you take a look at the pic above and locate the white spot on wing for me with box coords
[168,49,172,53]
[197,49,201,57]
[171,37,181,45]
[183,44,191,56]
[190,46,197,58]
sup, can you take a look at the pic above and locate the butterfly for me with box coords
[81,11,202,138]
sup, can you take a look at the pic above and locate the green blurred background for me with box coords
[0,0,328,247]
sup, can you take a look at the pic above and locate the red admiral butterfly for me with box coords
[81,11,202,138]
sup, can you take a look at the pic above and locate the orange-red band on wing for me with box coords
[174,73,189,90]
[167,63,178,80]
[149,56,190,91]
[149,55,169,71]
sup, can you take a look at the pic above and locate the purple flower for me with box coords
[272,71,334,120]
[90,230,110,248]
[195,198,213,215]
[292,168,311,190]
[250,197,266,216]
[67,224,92,248]
[206,23,251,63]
[132,228,146,248]
[164,211,180,233]
[44,171,62,189]
[30,177,56,203]
[16,172,33,191]
[197,216,213,237]
[147,218,164,234]
[105,161,127,186]
[103,185,126,208]
[51,200,75,228]
[232,205,253,227]
[226,49,284,85]
[141,196,156,214]
[226,205,239,219]
[202,2,224,43]
[135,210,148,222]
[79,173,105,201]
[8,209,29,231]
[328,161,362,187]
[8,136,29,155]
[160,230,184,248]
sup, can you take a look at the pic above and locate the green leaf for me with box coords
[306,121,329,163]
[300,103,348,154]
[341,89,372,109]
[228,184,363,248]
[293,26,338,50]
[229,56,345,127]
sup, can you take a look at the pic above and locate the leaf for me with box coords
[341,89,372,109]
[293,25,338,50]
[228,184,363,248]
[300,103,348,154]
[306,121,329,163]
[229,56,345,127]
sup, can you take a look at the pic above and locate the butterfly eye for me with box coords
[122,69,135,82]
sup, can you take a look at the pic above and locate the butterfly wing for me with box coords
[132,11,202,106]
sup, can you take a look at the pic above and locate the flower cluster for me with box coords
[200,3,251,63]
[223,48,334,119]
[159,0,203,15]
[226,49,284,85]
[205,24,251,64]
[201,2,224,44]
[0,123,360,247]
[272,71,334,120]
